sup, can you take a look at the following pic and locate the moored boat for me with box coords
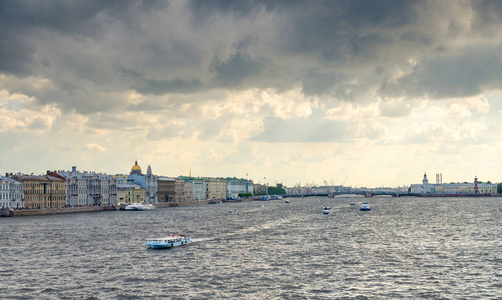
[147,234,191,249]
[124,203,155,211]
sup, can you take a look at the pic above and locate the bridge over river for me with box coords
[285,191,406,198]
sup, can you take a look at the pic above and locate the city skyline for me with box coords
[2,1,502,187]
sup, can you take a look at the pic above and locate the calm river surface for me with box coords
[1,196,501,299]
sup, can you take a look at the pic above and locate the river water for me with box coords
[1,196,501,299]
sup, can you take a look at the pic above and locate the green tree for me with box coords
[268,183,286,195]
[497,183,502,193]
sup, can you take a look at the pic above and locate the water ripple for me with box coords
[1,197,501,298]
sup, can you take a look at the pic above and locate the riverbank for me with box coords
[13,206,110,217]
[8,197,256,217]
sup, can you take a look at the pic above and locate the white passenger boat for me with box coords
[360,202,371,211]
[124,203,155,211]
[147,234,191,249]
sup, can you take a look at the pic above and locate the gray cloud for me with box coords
[1,0,502,118]
[210,52,262,86]
[380,45,502,99]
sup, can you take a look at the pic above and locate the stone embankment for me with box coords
[7,197,257,217]
[13,206,109,216]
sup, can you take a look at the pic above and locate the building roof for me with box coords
[0,176,22,183]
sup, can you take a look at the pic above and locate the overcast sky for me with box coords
[2,0,502,187]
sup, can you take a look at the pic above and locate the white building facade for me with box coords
[0,176,24,209]
[57,167,117,206]
[226,178,254,199]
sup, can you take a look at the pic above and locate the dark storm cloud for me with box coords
[210,52,262,86]
[380,45,502,99]
[0,0,164,76]
[2,0,502,116]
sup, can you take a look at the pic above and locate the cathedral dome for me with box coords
[131,160,142,173]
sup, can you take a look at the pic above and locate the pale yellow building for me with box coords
[183,180,193,202]
[14,174,66,208]
[117,183,146,204]
[205,178,226,201]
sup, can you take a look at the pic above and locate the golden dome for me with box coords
[131,160,141,172]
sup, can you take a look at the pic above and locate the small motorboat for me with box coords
[349,202,356,205]
[285,199,290,203]
[322,206,330,214]
[360,202,371,211]
[228,210,239,215]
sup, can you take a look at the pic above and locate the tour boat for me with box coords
[360,202,371,211]
[147,234,191,249]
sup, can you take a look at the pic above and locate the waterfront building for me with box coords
[174,180,185,202]
[183,180,193,202]
[158,177,176,202]
[254,183,268,195]
[205,178,226,201]
[117,182,146,203]
[193,180,206,201]
[226,177,254,199]
[0,175,24,209]
[410,173,497,195]
[55,167,117,206]
[311,186,332,194]
[177,176,207,202]
[410,173,436,194]
[127,161,159,203]
[13,174,66,209]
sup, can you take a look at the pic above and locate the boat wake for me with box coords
[190,237,217,243]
